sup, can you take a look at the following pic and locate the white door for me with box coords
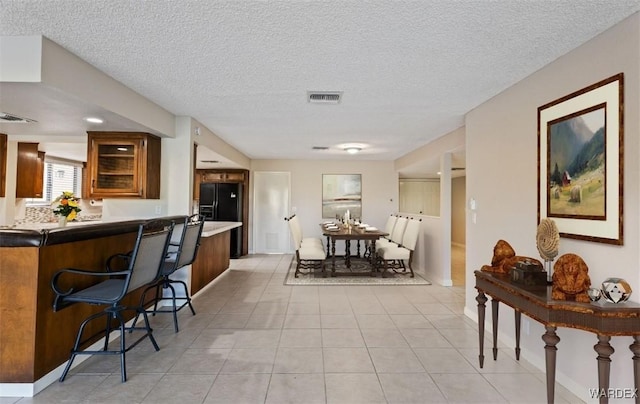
[253,171,290,253]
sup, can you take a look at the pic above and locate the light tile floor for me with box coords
[1,254,584,404]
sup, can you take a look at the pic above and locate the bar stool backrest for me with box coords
[176,215,205,269]
[128,220,174,292]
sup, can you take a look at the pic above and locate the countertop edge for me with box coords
[201,221,242,238]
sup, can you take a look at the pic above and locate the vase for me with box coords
[58,216,67,227]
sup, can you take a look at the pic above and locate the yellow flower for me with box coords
[67,210,77,221]
[68,199,78,208]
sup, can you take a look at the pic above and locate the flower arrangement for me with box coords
[51,191,81,221]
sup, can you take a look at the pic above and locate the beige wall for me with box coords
[465,13,639,400]
[451,176,465,245]
[251,159,398,238]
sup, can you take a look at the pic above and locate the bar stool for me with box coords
[132,214,205,332]
[51,219,174,382]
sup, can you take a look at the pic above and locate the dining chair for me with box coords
[375,215,408,255]
[286,215,326,277]
[364,214,397,259]
[377,218,422,277]
[51,219,174,382]
[288,214,323,247]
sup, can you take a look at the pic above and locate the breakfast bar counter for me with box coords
[0,217,240,395]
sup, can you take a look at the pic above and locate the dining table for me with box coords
[319,223,389,276]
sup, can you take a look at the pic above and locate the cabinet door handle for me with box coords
[91,179,95,191]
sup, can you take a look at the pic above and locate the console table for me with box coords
[475,270,640,404]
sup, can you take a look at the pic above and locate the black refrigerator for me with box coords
[199,182,243,258]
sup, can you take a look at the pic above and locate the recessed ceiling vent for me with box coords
[200,160,219,164]
[0,112,37,123]
[307,91,342,104]
[312,146,329,150]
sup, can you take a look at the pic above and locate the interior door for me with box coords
[253,171,290,254]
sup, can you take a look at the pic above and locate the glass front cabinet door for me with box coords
[87,132,161,199]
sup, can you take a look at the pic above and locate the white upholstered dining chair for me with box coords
[376,218,422,277]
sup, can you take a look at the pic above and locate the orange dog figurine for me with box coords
[551,253,591,303]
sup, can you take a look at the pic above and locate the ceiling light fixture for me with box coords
[85,117,103,124]
[344,147,361,154]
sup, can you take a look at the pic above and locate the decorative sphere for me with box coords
[601,278,632,303]
[587,288,602,302]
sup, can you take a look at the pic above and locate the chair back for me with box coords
[286,215,302,249]
[401,218,422,251]
[175,215,205,269]
[390,216,408,244]
[383,215,398,236]
[126,220,174,293]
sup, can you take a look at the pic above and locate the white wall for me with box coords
[465,13,640,402]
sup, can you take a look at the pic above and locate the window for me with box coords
[27,160,82,205]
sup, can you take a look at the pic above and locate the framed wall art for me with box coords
[538,73,623,245]
[322,174,362,219]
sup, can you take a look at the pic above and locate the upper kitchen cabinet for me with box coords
[86,132,161,199]
[16,142,45,198]
[0,134,6,197]
[200,170,246,183]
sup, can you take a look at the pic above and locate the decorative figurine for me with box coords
[551,253,591,303]
[481,239,543,275]
[601,277,632,303]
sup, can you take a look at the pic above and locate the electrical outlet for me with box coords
[524,319,530,335]
[154,205,161,214]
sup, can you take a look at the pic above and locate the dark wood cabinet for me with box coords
[0,133,6,197]
[16,142,44,198]
[86,132,161,199]
[197,168,250,256]
[201,171,246,183]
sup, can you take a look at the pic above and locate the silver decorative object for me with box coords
[587,287,602,302]
[601,277,632,303]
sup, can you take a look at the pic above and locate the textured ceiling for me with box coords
[1,0,640,164]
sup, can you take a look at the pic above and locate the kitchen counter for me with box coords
[201,221,242,237]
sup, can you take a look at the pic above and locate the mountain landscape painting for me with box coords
[548,106,606,218]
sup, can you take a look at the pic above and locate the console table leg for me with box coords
[630,336,640,404]
[542,325,560,404]
[476,291,487,368]
[491,299,499,360]
[514,310,521,360]
[325,236,330,258]
[594,334,614,404]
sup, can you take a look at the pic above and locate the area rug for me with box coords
[284,257,431,286]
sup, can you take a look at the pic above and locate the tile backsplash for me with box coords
[15,205,102,225]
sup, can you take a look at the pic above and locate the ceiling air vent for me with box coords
[312,146,329,150]
[307,91,342,104]
[0,112,37,123]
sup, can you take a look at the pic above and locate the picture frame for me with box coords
[322,174,362,219]
[538,73,623,245]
